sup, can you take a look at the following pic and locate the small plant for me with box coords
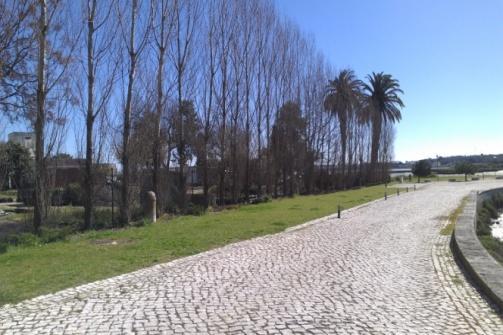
[40,228,69,244]
[185,203,206,216]
[14,233,41,247]
[132,218,152,227]
[0,242,7,254]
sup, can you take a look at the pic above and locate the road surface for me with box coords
[1,181,503,334]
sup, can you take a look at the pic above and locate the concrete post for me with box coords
[147,191,157,223]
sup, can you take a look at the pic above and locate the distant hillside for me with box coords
[392,154,503,172]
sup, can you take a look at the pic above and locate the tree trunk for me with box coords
[120,0,138,225]
[370,112,382,183]
[34,0,47,234]
[153,40,165,216]
[339,113,347,189]
[84,0,96,230]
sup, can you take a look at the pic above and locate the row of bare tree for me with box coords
[0,0,404,232]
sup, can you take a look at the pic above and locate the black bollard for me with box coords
[337,205,341,218]
[397,188,400,196]
[406,187,409,193]
[385,192,387,200]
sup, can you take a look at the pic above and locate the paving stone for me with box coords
[1,181,503,334]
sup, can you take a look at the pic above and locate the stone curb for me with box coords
[451,189,503,313]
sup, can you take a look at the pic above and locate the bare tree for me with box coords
[199,0,218,203]
[214,0,234,204]
[78,0,118,229]
[33,0,78,232]
[169,0,199,211]
[0,0,33,115]
[151,0,174,215]
[116,0,151,225]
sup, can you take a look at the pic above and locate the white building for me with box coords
[8,132,35,157]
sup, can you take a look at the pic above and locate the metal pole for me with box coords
[406,187,409,193]
[337,205,341,218]
[397,188,400,196]
[385,192,387,200]
[111,168,114,226]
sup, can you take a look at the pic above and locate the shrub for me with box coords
[50,188,65,205]
[482,201,498,219]
[14,233,41,247]
[491,193,503,209]
[63,183,82,206]
[191,194,208,207]
[185,203,206,216]
[249,195,271,204]
[18,187,34,205]
[132,218,153,227]
[46,208,82,228]
[477,211,491,235]
[39,228,68,244]
[0,242,7,254]
[477,194,503,236]
[93,208,114,230]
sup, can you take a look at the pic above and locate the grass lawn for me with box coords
[0,184,393,306]
[0,190,17,200]
[479,235,503,265]
[416,175,482,183]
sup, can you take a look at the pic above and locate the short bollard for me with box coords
[406,187,409,192]
[414,184,416,191]
[146,191,157,223]
[337,205,341,218]
[397,189,400,196]
[385,192,387,200]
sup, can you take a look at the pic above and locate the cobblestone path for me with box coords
[1,181,503,334]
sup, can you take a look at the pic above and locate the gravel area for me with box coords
[1,181,503,334]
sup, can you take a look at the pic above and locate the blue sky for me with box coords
[276,0,503,161]
[3,1,502,162]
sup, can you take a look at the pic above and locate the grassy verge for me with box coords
[479,236,503,264]
[0,190,17,200]
[440,197,468,236]
[476,192,503,265]
[0,184,393,306]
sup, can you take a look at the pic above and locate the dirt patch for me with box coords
[91,238,134,246]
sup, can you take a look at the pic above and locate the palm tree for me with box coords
[324,69,362,188]
[362,72,404,182]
